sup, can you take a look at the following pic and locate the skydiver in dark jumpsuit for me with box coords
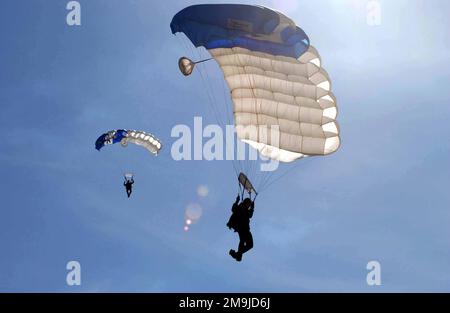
[124,178,134,198]
[227,195,255,262]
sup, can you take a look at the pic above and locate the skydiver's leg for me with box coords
[234,231,246,261]
[238,232,246,254]
[230,242,242,261]
[229,230,244,261]
[243,231,253,253]
[237,231,253,256]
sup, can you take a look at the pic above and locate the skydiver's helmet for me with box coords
[242,198,252,209]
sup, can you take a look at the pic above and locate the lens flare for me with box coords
[185,203,203,221]
[197,185,209,197]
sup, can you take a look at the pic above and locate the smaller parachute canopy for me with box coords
[95,129,128,150]
[124,173,134,181]
[238,172,257,195]
[124,173,134,179]
[179,57,195,76]
[95,129,162,155]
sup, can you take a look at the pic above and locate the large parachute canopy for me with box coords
[95,129,162,155]
[171,4,340,194]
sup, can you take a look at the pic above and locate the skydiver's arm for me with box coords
[232,195,240,212]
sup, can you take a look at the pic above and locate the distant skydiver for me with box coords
[94,130,162,199]
[124,176,134,198]
[227,195,255,262]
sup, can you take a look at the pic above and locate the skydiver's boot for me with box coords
[229,249,242,262]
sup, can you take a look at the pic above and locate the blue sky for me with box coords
[1,0,450,292]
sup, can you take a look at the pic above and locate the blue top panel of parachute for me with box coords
[95,129,128,151]
[170,4,310,59]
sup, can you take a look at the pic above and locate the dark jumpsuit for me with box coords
[124,179,134,198]
[228,199,254,257]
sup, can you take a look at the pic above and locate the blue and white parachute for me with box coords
[171,4,340,163]
[95,129,162,155]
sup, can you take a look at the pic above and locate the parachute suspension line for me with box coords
[258,158,279,191]
[223,66,244,179]
[182,40,240,181]
[256,170,269,192]
[178,34,194,59]
[193,48,225,128]
[179,35,235,180]
[241,51,262,190]
[258,170,277,194]
[197,66,238,179]
[256,49,278,191]
[220,71,233,126]
[258,158,287,193]
[254,170,266,194]
[185,43,223,132]
[259,159,304,194]
[194,49,241,181]
[249,58,259,187]
[197,65,223,129]
[249,148,258,189]
[235,52,251,181]
[259,170,290,194]
[256,55,278,193]
[201,54,230,137]
[252,191,258,202]
[249,55,261,189]
[218,62,241,181]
